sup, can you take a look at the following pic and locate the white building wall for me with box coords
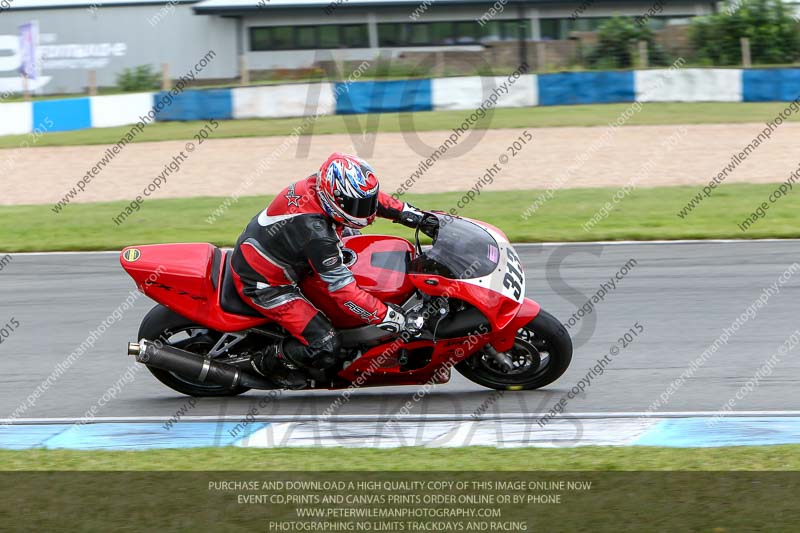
[0,2,237,95]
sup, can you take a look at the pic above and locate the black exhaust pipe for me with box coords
[128,340,279,390]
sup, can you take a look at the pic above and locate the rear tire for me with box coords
[138,304,251,397]
[455,309,572,391]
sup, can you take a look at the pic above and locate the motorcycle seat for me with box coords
[219,252,264,318]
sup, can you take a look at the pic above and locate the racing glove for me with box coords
[395,205,426,228]
[376,304,407,334]
[395,205,439,238]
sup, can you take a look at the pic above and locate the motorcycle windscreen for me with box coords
[409,215,499,280]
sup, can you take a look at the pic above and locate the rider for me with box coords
[230,152,430,385]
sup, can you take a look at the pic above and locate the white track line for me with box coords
[3,411,800,426]
[516,239,800,247]
[5,239,800,256]
[4,250,121,256]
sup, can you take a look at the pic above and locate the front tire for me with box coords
[138,304,250,397]
[455,309,572,391]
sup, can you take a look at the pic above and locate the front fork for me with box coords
[483,344,516,372]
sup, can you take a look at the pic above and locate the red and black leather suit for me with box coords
[230,175,419,369]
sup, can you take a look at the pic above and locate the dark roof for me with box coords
[193,0,653,15]
[4,0,199,11]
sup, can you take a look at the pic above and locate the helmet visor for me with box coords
[338,194,379,219]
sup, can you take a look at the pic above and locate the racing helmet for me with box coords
[316,152,380,229]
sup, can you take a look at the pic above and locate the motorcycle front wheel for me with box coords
[455,309,572,391]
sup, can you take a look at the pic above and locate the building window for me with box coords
[250,27,271,50]
[543,17,663,40]
[249,24,369,51]
[499,20,531,40]
[295,26,317,49]
[430,22,456,45]
[454,21,479,43]
[378,20,530,47]
[407,23,430,46]
[342,24,369,48]
[319,26,339,48]
[540,19,568,40]
[271,26,293,49]
[568,17,611,32]
[641,16,668,30]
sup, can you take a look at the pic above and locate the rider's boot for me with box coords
[280,337,341,382]
[250,341,308,390]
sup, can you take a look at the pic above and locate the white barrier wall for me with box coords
[232,83,337,119]
[432,75,538,111]
[0,102,33,136]
[89,93,155,128]
[1,68,793,137]
[636,68,743,103]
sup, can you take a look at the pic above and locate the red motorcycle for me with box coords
[122,213,572,396]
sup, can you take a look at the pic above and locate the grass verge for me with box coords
[1,445,799,470]
[1,102,798,149]
[1,184,797,252]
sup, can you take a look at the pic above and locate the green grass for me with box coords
[2,184,797,252]
[1,445,799,470]
[2,102,798,149]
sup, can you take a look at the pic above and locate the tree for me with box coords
[116,65,161,92]
[690,0,800,65]
[587,17,666,69]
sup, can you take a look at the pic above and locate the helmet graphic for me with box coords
[316,152,380,229]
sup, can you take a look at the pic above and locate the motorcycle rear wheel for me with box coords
[455,309,572,391]
[138,304,251,397]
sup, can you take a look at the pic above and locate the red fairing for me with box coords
[121,243,211,295]
[407,273,523,331]
[336,332,491,386]
[301,235,417,329]
[489,297,541,352]
[120,244,269,332]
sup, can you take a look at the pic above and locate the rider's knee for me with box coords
[312,329,341,357]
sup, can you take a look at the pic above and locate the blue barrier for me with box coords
[153,88,233,121]
[335,79,432,115]
[742,69,800,102]
[9,69,800,137]
[33,98,91,132]
[538,71,635,106]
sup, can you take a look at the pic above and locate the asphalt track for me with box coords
[1,241,799,422]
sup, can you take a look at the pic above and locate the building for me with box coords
[0,0,726,95]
